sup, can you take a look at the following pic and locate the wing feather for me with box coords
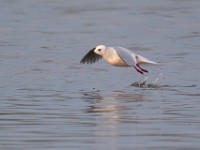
[80,48,102,64]
[113,47,136,66]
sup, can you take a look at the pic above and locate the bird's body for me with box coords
[102,47,129,67]
[80,45,158,75]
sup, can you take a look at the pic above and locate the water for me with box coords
[0,0,200,149]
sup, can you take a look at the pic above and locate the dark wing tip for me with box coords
[80,48,102,64]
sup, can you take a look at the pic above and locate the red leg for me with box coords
[134,66,144,75]
[136,64,148,73]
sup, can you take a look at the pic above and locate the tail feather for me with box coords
[136,54,159,65]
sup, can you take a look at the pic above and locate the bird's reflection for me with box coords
[81,90,145,141]
[86,93,144,113]
[82,90,145,113]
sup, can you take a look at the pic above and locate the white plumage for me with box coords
[80,45,158,75]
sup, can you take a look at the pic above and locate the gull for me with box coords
[80,45,158,75]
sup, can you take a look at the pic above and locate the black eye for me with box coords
[98,49,101,51]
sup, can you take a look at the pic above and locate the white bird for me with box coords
[80,45,158,75]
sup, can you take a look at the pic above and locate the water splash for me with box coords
[131,71,163,88]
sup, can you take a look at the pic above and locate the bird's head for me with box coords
[94,45,106,56]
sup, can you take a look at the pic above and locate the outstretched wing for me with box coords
[113,46,136,66]
[80,48,102,64]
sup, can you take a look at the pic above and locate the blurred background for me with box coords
[0,0,200,150]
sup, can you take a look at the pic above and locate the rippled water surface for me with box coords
[1,0,200,150]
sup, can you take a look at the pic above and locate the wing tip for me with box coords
[80,48,102,65]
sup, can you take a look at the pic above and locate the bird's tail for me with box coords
[136,54,159,65]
